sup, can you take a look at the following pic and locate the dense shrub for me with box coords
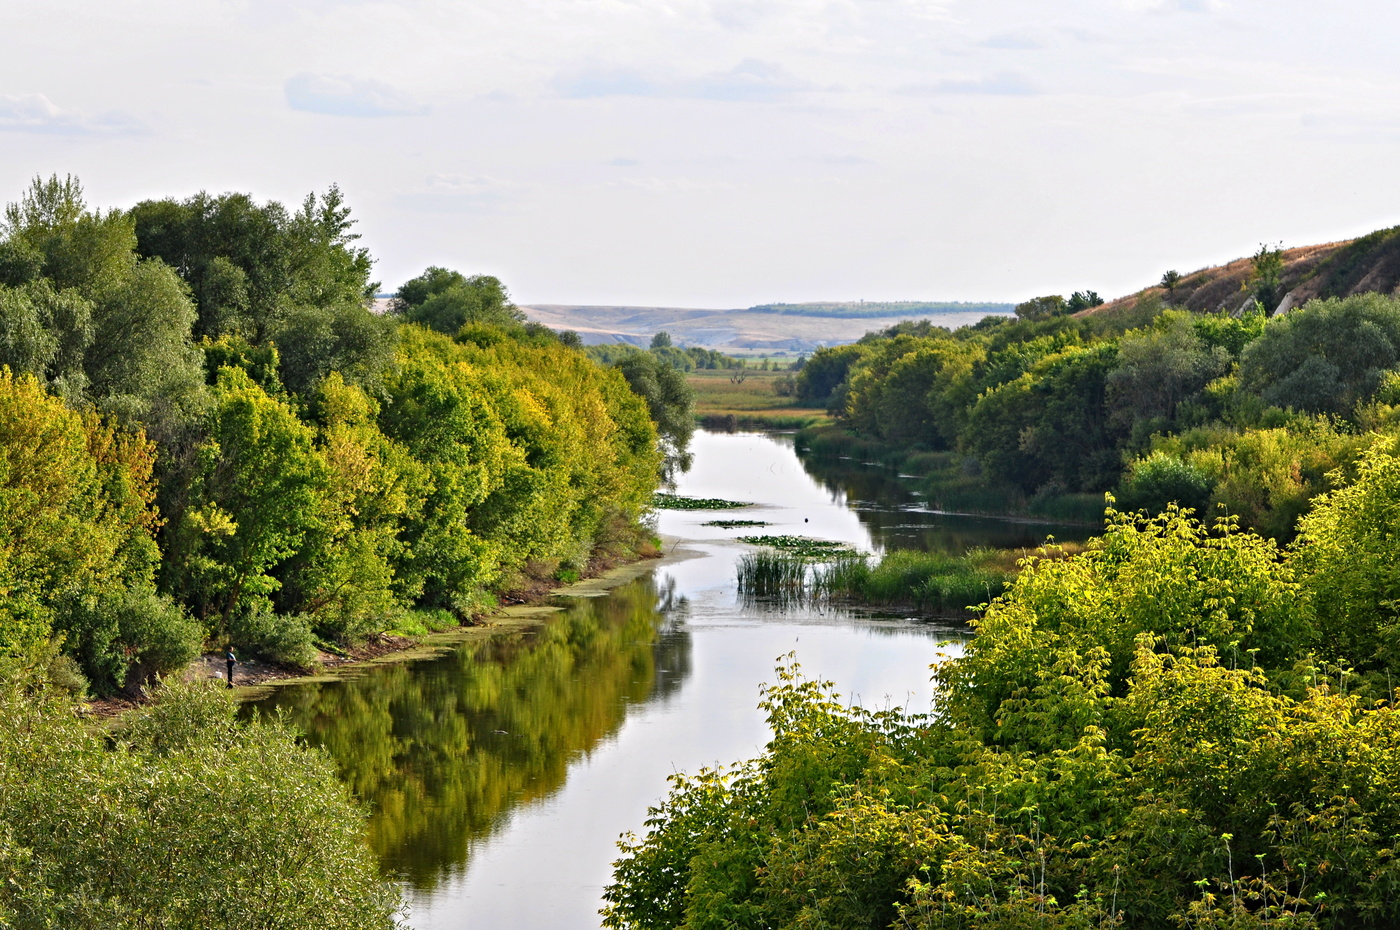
[606,505,1400,930]
[0,679,402,928]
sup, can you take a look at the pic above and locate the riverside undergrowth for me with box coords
[609,449,1400,929]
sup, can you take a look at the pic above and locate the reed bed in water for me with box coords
[741,543,1085,615]
[736,550,810,598]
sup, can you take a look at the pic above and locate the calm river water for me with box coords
[254,431,1089,928]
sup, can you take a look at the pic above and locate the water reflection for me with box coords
[250,431,1046,928]
[254,575,690,890]
[792,445,1094,553]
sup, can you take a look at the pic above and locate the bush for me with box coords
[230,606,318,669]
[1118,451,1216,516]
[0,679,402,929]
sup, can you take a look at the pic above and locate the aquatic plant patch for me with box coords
[737,535,858,559]
[702,519,771,528]
[652,493,752,510]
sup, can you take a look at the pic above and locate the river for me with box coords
[253,430,1091,928]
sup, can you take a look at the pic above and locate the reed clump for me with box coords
[771,543,1085,616]
[736,550,810,601]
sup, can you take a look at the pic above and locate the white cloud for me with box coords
[604,177,739,193]
[1301,112,1400,143]
[900,72,1040,96]
[394,175,532,213]
[979,31,1045,50]
[284,73,429,117]
[0,93,145,135]
[554,59,820,102]
[1120,0,1226,12]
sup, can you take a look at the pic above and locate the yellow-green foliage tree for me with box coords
[282,373,423,642]
[0,369,198,692]
[381,326,659,610]
[163,366,328,662]
[606,503,1400,929]
[1294,441,1400,671]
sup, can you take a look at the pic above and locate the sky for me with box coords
[3,0,1398,308]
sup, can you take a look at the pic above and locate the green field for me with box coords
[687,369,829,429]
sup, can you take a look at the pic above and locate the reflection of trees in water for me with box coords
[253,574,692,891]
[649,573,692,702]
[795,450,1089,553]
[739,592,974,641]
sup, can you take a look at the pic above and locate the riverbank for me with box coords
[796,423,1105,524]
[82,541,705,718]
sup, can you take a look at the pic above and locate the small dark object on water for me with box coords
[226,647,237,689]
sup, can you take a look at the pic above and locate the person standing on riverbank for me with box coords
[226,647,237,689]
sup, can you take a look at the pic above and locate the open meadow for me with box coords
[687,369,829,429]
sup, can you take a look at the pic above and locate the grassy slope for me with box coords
[1082,225,1400,322]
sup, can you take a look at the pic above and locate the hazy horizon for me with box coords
[5,1,1398,308]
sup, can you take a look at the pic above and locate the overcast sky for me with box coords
[3,0,1398,307]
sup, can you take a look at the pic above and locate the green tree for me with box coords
[3,175,138,299]
[1293,441,1400,671]
[1248,242,1285,312]
[391,266,524,333]
[1106,312,1230,435]
[964,343,1121,492]
[0,679,402,928]
[131,186,377,342]
[378,332,510,609]
[1014,294,1068,322]
[165,366,328,639]
[613,351,695,480]
[0,370,194,692]
[84,258,206,422]
[1066,289,1104,312]
[280,374,419,641]
[796,343,866,406]
[271,299,398,397]
[1238,293,1400,417]
[0,280,91,402]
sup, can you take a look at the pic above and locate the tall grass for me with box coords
[780,544,1085,616]
[736,551,810,599]
[815,549,1010,614]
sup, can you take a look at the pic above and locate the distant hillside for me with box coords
[518,301,1013,353]
[1085,225,1400,320]
[748,301,1013,319]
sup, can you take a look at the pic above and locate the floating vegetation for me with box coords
[737,535,858,559]
[702,519,771,528]
[653,493,751,510]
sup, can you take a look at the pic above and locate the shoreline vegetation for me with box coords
[222,539,673,705]
[796,424,1106,523]
[736,542,1085,616]
[0,174,697,928]
[90,541,668,715]
[604,241,1400,929]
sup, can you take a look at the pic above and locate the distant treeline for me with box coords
[748,300,1014,318]
[585,337,744,371]
[795,289,1400,538]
